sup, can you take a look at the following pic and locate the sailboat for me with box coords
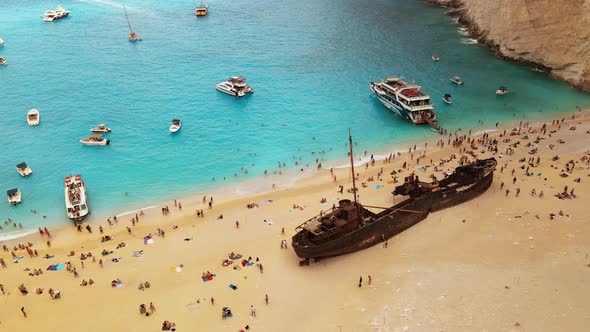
[123,4,142,42]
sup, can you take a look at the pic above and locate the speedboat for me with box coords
[442,94,452,104]
[0,56,7,65]
[7,188,22,205]
[16,162,33,177]
[496,86,509,95]
[450,76,464,85]
[369,76,436,125]
[195,2,209,16]
[432,55,440,61]
[80,134,110,146]
[27,109,40,126]
[43,6,70,22]
[169,119,182,133]
[216,76,253,98]
[64,175,89,222]
[91,123,111,133]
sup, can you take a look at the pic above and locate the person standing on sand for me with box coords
[250,305,256,317]
[368,275,372,285]
[236,220,240,229]
[265,294,269,305]
[210,297,214,305]
[358,276,363,288]
[21,307,26,318]
[150,302,156,313]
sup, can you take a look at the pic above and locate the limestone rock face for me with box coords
[433,0,590,92]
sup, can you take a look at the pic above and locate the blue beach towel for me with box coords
[372,184,382,189]
[229,284,238,290]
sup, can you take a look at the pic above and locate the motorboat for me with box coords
[450,76,464,85]
[27,109,40,126]
[369,76,436,125]
[216,76,253,98]
[442,94,452,104]
[64,175,89,222]
[7,188,22,205]
[80,134,110,146]
[195,2,209,16]
[0,38,4,47]
[169,119,182,133]
[0,56,7,65]
[43,6,70,22]
[496,86,509,95]
[16,162,33,177]
[91,123,111,133]
[432,54,440,61]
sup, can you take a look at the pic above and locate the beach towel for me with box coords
[43,255,55,259]
[229,284,238,290]
[133,251,143,257]
[246,261,254,266]
[47,264,56,271]
[54,264,64,270]
[373,184,382,189]
[144,238,154,245]
[13,256,24,263]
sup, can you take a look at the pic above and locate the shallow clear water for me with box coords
[1,0,589,235]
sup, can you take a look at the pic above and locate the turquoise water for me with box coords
[1,0,589,235]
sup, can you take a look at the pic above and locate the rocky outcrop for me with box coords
[429,0,590,92]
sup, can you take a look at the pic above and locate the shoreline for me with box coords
[2,106,588,245]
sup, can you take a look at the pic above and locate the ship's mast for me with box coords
[348,128,358,204]
[123,4,133,33]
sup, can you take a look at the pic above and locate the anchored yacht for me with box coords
[370,76,436,125]
[216,76,253,98]
[43,6,70,22]
[7,188,22,205]
[0,56,7,65]
[64,175,89,222]
[16,162,33,177]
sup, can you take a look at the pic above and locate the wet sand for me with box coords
[1,111,589,331]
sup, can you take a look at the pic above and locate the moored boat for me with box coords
[291,130,497,264]
[0,56,7,65]
[216,76,253,97]
[64,175,89,222]
[369,76,436,125]
[16,162,33,177]
[442,94,452,104]
[496,86,509,95]
[432,54,440,61]
[27,109,40,126]
[450,76,464,85]
[7,188,22,205]
[91,123,111,133]
[80,134,110,146]
[43,6,70,22]
[0,38,4,47]
[195,2,209,16]
[169,119,182,133]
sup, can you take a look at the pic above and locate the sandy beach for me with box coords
[1,110,590,332]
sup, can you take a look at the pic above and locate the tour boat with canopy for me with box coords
[64,175,89,222]
[7,188,22,205]
[16,162,33,177]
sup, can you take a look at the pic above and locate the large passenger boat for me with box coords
[291,131,497,264]
[370,76,436,125]
[43,6,70,22]
[64,175,89,222]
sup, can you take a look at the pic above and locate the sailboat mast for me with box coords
[123,4,133,33]
[348,128,358,204]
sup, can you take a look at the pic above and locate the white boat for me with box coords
[432,55,440,61]
[91,123,111,133]
[450,76,464,85]
[27,109,40,126]
[369,76,436,125]
[0,56,7,65]
[216,76,253,98]
[64,175,89,222]
[0,38,4,47]
[7,188,22,205]
[442,94,452,104]
[169,119,182,133]
[196,2,209,16]
[80,134,110,146]
[43,6,70,22]
[496,86,509,95]
[16,162,33,177]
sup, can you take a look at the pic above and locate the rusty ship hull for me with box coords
[292,158,496,261]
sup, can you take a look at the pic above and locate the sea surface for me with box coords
[1,0,589,237]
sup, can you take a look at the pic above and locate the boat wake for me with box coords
[115,205,158,218]
[74,0,125,9]
[0,229,37,242]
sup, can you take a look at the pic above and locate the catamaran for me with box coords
[64,175,89,222]
[370,76,436,125]
[123,4,142,42]
[16,162,33,177]
[216,76,253,98]
[7,188,22,205]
